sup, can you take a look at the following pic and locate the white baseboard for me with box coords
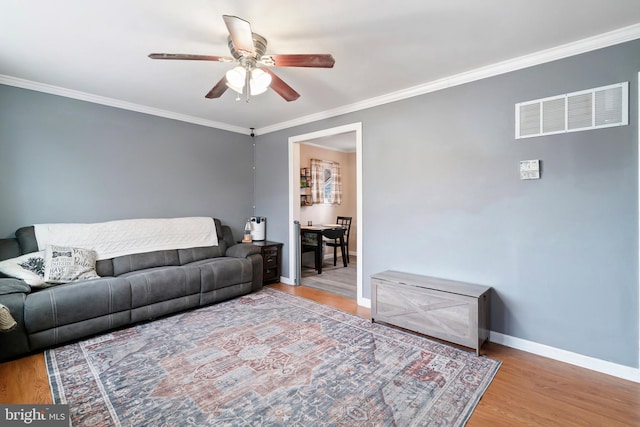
[490,331,640,383]
[273,280,637,381]
[279,276,295,285]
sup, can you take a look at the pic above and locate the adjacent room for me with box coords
[298,134,357,299]
[1,1,639,425]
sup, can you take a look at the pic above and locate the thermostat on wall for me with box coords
[520,160,540,180]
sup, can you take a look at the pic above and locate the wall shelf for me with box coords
[300,167,311,206]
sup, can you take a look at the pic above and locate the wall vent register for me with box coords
[515,82,628,139]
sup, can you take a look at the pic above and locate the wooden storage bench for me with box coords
[371,270,491,355]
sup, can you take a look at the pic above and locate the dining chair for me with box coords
[301,227,346,274]
[322,227,347,269]
[326,216,352,266]
[301,230,322,272]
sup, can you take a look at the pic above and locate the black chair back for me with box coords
[322,228,345,240]
[325,216,352,265]
[336,216,352,241]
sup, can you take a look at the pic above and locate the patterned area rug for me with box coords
[45,288,500,426]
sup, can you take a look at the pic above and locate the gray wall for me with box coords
[1,38,637,369]
[255,39,640,368]
[0,85,255,239]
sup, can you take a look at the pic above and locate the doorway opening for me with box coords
[288,123,366,307]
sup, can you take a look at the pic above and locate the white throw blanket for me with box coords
[34,217,218,261]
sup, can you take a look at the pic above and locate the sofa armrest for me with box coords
[225,245,263,292]
[226,243,261,259]
[0,278,31,295]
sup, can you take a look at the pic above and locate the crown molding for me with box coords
[0,75,249,135]
[256,22,640,135]
[2,23,639,137]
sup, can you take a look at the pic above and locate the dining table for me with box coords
[300,224,347,274]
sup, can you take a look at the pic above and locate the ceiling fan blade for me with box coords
[261,54,335,68]
[148,53,233,62]
[264,69,300,102]
[205,77,228,99]
[222,15,255,55]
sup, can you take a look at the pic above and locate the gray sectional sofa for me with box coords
[0,218,263,362]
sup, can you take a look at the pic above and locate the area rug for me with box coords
[45,288,500,426]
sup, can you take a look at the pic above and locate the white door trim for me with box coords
[287,122,368,307]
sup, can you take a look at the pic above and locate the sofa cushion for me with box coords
[178,246,226,265]
[0,239,21,264]
[213,218,224,241]
[112,249,180,276]
[29,311,132,352]
[0,251,46,286]
[193,257,254,292]
[15,226,39,255]
[123,266,201,309]
[95,259,114,277]
[220,224,236,248]
[24,277,132,334]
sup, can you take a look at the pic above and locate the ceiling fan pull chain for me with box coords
[245,66,251,103]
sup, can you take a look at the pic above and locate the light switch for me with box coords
[520,160,540,180]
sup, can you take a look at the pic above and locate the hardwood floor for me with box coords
[0,353,52,405]
[270,284,640,426]
[1,283,638,426]
[301,255,357,299]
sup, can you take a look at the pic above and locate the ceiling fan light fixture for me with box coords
[249,68,272,95]
[225,66,272,96]
[225,66,246,93]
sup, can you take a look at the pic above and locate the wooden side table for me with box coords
[248,241,283,285]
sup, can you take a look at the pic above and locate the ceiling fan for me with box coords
[149,15,335,102]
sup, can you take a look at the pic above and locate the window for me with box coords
[323,165,333,204]
[310,159,342,205]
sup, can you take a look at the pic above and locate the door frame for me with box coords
[287,122,367,307]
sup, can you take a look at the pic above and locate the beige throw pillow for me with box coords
[44,245,100,284]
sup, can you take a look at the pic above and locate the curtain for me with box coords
[309,158,342,205]
[330,161,342,205]
[310,159,324,204]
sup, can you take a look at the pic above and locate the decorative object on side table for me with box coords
[248,216,266,241]
[242,219,253,243]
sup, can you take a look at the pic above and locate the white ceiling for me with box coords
[2,0,640,134]
[303,132,357,153]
